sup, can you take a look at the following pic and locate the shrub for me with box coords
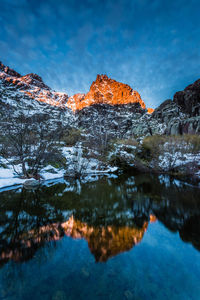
[139,134,200,171]
[142,134,200,157]
[62,128,82,146]
[114,138,138,147]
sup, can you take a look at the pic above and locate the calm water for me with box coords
[0,173,200,300]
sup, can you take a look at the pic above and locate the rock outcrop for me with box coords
[174,79,200,116]
[0,61,68,107]
[0,61,21,78]
[151,80,200,135]
[19,73,50,90]
[67,74,147,111]
[1,62,154,112]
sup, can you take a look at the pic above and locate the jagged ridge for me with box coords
[67,74,150,112]
[0,60,199,136]
[0,61,153,112]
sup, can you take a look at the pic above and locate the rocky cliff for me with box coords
[152,80,200,135]
[67,74,148,111]
[0,60,199,138]
[0,61,68,107]
[1,61,152,112]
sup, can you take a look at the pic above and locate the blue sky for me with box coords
[0,0,200,108]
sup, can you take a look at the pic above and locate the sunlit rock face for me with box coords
[67,74,147,112]
[1,62,154,112]
[147,107,154,114]
[0,62,68,107]
[18,73,50,90]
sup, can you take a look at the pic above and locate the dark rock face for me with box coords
[173,79,200,117]
[151,99,180,123]
[77,103,161,142]
[151,80,200,135]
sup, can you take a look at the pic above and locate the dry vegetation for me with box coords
[141,135,200,162]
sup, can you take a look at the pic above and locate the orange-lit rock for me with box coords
[67,93,86,111]
[147,107,154,114]
[0,223,63,263]
[66,74,147,111]
[0,62,69,108]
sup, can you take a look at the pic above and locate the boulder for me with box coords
[23,179,40,189]
[64,170,81,179]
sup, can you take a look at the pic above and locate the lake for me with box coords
[0,173,200,300]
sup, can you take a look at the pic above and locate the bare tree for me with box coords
[0,108,65,178]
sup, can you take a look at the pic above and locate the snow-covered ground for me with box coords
[158,152,200,171]
[0,168,26,190]
[0,146,118,191]
[62,146,118,174]
[0,165,118,192]
[108,144,136,167]
[0,164,66,191]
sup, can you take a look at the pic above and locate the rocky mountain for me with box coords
[0,62,75,131]
[0,61,159,141]
[1,61,151,112]
[1,60,199,138]
[67,74,149,111]
[0,61,68,107]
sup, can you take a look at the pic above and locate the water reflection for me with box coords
[0,174,200,266]
[63,216,148,262]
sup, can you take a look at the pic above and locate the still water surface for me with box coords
[0,174,200,300]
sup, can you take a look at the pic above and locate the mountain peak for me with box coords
[0,61,68,107]
[0,61,49,90]
[96,74,109,81]
[67,74,147,111]
[20,73,50,90]
[0,61,21,78]
[0,61,154,113]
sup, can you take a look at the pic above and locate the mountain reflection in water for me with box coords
[0,174,200,266]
